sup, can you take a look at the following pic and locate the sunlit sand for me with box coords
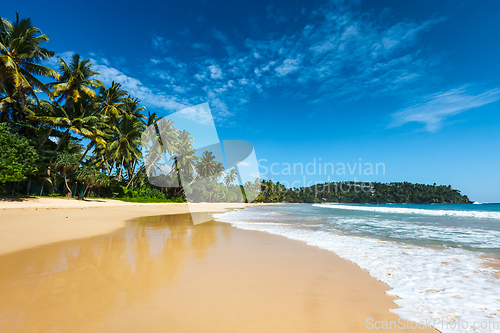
[0,210,436,332]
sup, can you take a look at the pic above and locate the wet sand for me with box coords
[0,212,437,332]
[0,199,252,255]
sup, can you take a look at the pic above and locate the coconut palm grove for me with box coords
[0,14,470,204]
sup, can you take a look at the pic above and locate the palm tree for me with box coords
[143,110,160,127]
[0,14,60,120]
[48,99,101,163]
[47,54,102,107]
[54,152,78,197]
[107,113,144,181]
[123,96,146,118]
[98,81,127,117]
[195,151,225,179]
[170,130,196,175]
[27,100,68,151]
[224,168,238,186]
[79,119,107,164]
[75,165,109,199]
[157,118,178,155]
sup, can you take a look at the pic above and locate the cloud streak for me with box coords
[390,86,500,132]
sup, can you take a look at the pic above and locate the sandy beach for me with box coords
[0,198,437,332]
[0,198,251,255]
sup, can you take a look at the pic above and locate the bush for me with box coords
[0,123,39,183]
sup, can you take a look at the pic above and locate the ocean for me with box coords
[213,203,500,332]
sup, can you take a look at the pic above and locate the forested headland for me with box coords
[256,180,471,204]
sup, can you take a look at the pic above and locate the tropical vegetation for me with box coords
[0,13,252,202]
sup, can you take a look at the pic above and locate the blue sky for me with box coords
[5,0,500,201]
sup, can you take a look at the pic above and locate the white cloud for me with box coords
[177,103,214,125]
[208,65,223,79]
[390,86,500,132]
[275,58,301,76]
[46,51,75,66]
[92,61,190,113]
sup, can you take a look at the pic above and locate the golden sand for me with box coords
[0,199,252,255]
[0,208,437,332]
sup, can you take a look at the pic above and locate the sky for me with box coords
[5,0,500,202]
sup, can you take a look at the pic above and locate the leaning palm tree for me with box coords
[0,14,60,120]
[47,54,102,107]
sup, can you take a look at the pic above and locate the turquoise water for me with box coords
[214,203,500,333]
[314,203,500,256]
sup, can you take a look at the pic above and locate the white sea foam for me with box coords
[313,204,500,219]
[213,208,500,333]
[330,216,500,249]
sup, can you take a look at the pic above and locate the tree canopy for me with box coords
[0,123,38,183]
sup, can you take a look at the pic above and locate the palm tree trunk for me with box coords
[127,161,135,181]
[63,174,72,197]
[11,182,18,195]
[49,128,70,164]
[26,176,32,196]
[79,184,90,200]
[79,142,93,165]
[57,94,66,105]
[110,158,116,177]
[126,164,143,189]
[37,123,56,152]
[118,156,125,181]
[103,156,111,176]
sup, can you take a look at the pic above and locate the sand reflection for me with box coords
[0,213,230,332]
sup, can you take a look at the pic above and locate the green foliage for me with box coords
[54,152,79,196]
[116,197,185,203]
[256,180,471,204]
[0,14,59,121]
[54,152,78,172]
[75,166,110,199]
[0,123,38,183]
